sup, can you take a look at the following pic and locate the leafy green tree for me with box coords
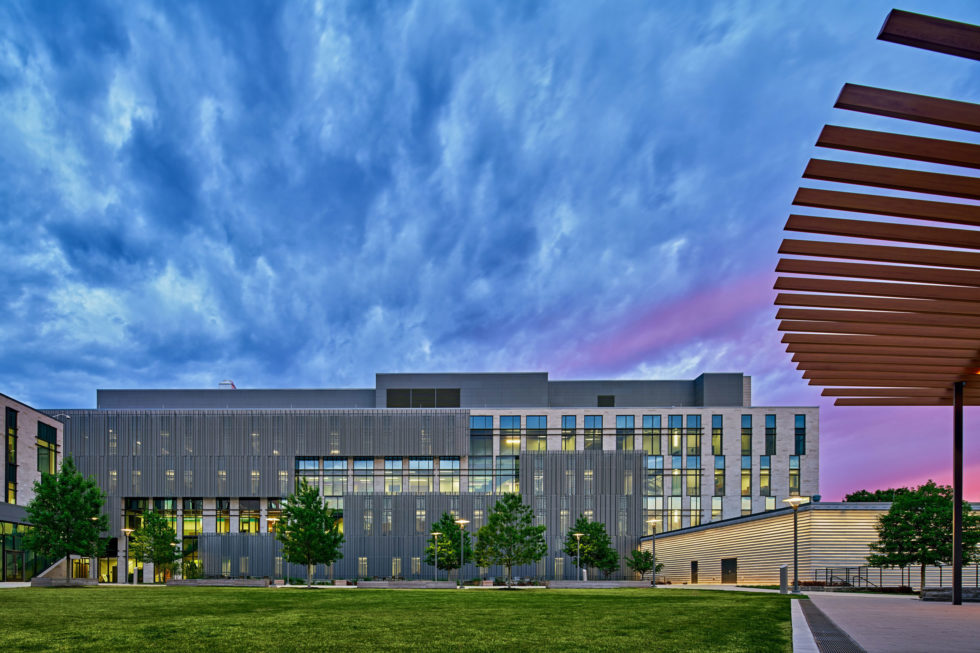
[562,515,617,580]
[273,479,344,587]
[423,512,472,582]
[129,509,182,582]
[624,549,662,580]
[24,456,108,581]
[845,488,910,502]
[474,493,547,586]
[867,480,980,590]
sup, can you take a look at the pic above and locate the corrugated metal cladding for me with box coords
[201,452,646,581]
[59,409,468,533]
[97,389,377,409]
[548,374,745,408]
[644,504,980,588]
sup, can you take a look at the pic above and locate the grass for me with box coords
[0,587,795,652]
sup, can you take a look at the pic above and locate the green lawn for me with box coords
[0,587,794,652]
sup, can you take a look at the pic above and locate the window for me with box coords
[408,458,433,492]
[533,456,545,496]
[500,416,521,455]
[686,456,700,496]
[411,556,420,576]
[763,414,775,456]
[250,470,260,495]
[741,415,752,455]
[642,415,661,454]
[561,415,576,451]
[468,452,492,494]
[765,496,776,511]
[250,432,261,455]
[267,498,282,532]
[597,395,614,407]
[496,456,518,493]
[711,496,722,521]
[415,497,426,533]
[795,415,806,455]
[384,458,403,494]
[239,498,260,534]
[6,408,16,503]
[711,415,722,455]
[526,415,547,451]
[362,497,374,535]
[714,456,725,495]
[584,416,603,450]
[439,457,460,493]
[323,458,346,497]
[789,455,801,495]
[37,422,57,475]
[353,459,373,494]
[759,456,771,496]
[685,415,701,456]
[668,415,682,456]
[645,456,663,496]
[668,496,682,531]
[182,498,202,536]
[616,415,634,450]
[690,496,701,527]
[740,456,751,497]
[216,498,230,533]
[358,557,368,577]
[387,388,460,408]
[382,497,392,535]
[741,497,752,516]
[278,470,289,497]
[564,457,576,494]
[108,429,117,456]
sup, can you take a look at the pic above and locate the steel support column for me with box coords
[953,380,964,605]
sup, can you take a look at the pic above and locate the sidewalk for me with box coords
[806,592,980,653]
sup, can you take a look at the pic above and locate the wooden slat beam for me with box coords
[798,362,969,374]
[785,215,980,250]
[787,343,977,357]
[782,332,975,348]
[835,84,980,132]
[775,292,980,316]
[804,369,970,380]
[792,353,976,365]
[779,240,980,270]
[777,258,980,287]
[821,387,954,397]
[777,307,980,329]
[806,377,960,387]
[793,188,980,226]
[834,397,967,406]
[780,319,980,340]
[804,159,980,201]
[817,125,980,169]
[775,276,980,302]
[878,9,980,62]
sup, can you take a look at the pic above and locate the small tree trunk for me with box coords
[307,564,312,588]
[66,554,71,582]
[920,564,926,592]
[506,565,512,587]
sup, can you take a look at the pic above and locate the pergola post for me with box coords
[953,380,964,605]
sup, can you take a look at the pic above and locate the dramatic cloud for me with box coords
[1,1,978,498]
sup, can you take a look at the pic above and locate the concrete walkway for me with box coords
[807,592,980,653]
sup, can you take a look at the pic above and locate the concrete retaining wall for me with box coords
[547,580,651,589]
[166,578,270,587]
[30,578,99,587]
[358,580,456,589]
[921,587,980,602]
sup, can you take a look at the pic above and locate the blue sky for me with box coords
[2,1,979,498]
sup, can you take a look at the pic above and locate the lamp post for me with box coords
[783,496,806,593]
[647,518,661,587]
[121,527,133,585]
[454,519,469,587]
[431,531,442,581]
[268,516,279,585]
[573,532,583,581]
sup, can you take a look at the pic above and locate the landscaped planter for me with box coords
[166,578,270,587]
[547,580,651,589]
[920,587,980,602]
[30,578,99,588]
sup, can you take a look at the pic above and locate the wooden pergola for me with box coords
[775,10,980,604]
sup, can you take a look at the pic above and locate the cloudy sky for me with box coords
[2,1,979,500]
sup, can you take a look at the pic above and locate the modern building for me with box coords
[47,371,817,582]
[643,501,980,590]
[1,392,63,581]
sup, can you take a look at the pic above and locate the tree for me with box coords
[474,493,547,586]
[423,512,472,582]
[844,488,910,502]
[624,549,662,580]
[273,479,344,587]
[129,509,181,582]
[24,456,108,581]
[867,480,980,590]
[562,515,618,580]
